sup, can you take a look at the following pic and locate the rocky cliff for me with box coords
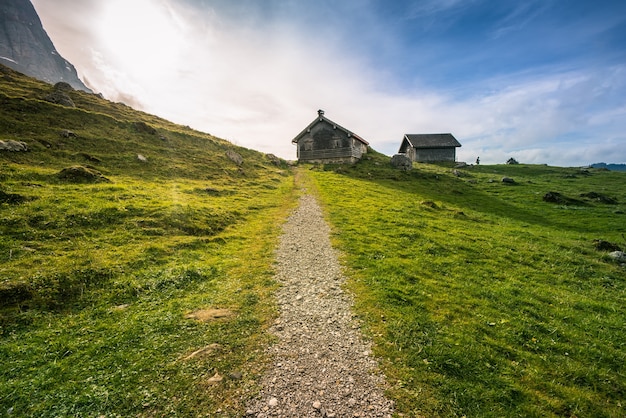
[0,0,91,92]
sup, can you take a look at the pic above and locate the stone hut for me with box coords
[292,110,369,164]
[398,133,461,163]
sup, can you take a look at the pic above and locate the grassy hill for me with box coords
[0,64,298,416]
[308,153,626,417]
[2,64,625,417]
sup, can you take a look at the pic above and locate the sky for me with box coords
[31,0,626,165]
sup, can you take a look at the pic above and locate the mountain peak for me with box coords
[0,0,91,92]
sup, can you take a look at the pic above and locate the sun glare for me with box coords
[95,0,185,82]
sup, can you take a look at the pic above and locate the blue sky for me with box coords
[32,0,626,165]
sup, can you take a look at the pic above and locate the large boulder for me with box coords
[390,153,413,171]
[44,90,75,107]
[57,166,110,183]
[132,121,157,135]
[226,150,244,166]
[0,139,28,151]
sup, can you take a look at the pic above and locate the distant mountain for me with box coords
[0,0,91,92]
[591,163,626,172]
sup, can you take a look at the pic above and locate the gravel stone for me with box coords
[247,194,394,417]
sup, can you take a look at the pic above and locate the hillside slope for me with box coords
[308,154,626,417]
[0,64,296,416]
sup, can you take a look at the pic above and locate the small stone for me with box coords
[229,371,243,380]
[312,401,322,409]
[207,372,223,384]
[268,397,278,407]
[609,251,626,262]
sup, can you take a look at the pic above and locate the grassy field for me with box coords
[307,153,625,417]
[3,64,626,417]
[0,65,298,416]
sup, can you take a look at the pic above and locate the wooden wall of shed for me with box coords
[413,148,456,162]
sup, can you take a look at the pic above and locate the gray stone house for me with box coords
[292,110,369,164]
[398,133,461,162]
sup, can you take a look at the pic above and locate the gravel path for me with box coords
[246,193,394,417]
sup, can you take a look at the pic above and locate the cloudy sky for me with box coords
[31,0,626,165]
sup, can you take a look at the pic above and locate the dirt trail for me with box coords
[246,192,394,417]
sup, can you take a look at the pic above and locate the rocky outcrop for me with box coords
[0,0,91,92]
[226,150,244,166]
[390,153,412,171]
[0,139,28,151]
[57,166,110,183]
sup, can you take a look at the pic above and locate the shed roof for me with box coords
[403,133,461,149]
[292,110,369,146]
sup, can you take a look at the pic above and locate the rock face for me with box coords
[0,0,91,92]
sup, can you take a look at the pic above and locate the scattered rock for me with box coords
[543,191,564,204]
[0,140,28,152]
[132,121,157,135]
[185,308,235,322]
[57,166,110,183]
[206,372,223,385]
[421,200,439,209]
[44,90,75,107]
[228,371,243,380]
[609,251,626,263]
[312,401,322,410]
[501,177,516,184]
[77,152,101,163]
[137,154,148,162]
[0,190,27,204]
[452,169,463,177]
[53,81,74,92]
[0,281,32,305]
[266,153,282,166]
[268,397,278,407]
[390,153,413,171]
[226,150,244,166]
[580,192,617,204]
[60,129,77,138]
[455,162,469,168]
[594,240,622,252]
[204,187,221,196]
[183,343,223,360]
[542,191,584,205]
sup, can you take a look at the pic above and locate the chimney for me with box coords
[318,109,325,117]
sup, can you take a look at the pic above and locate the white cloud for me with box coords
[31,0,626,166]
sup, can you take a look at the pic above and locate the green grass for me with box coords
[3,64,626,417]
[306,152,626,417]
[1,65,298,416]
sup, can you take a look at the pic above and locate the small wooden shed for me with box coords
[399,133,461,163]
[292,110,369,164]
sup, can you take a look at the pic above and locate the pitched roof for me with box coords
[403,133,461,148]
[292,110,369,146]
